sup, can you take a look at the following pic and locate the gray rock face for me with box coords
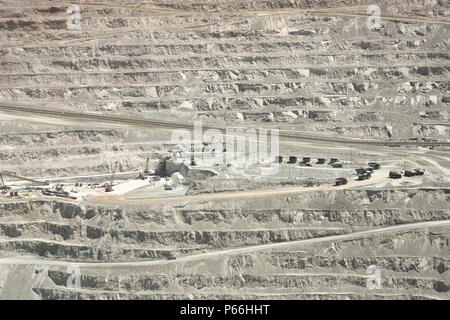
[0,0,449,301]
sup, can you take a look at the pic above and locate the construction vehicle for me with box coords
[42,190,53,196]
[389,171,402,179]
[288,156,297,164]
[105,161,118,192]
[357,172,371,180]
[403,169,425,177]
[168,252,178,260]
[329,158,339,164]
[316,158,326,164]
[368,162,380,170]
[334,177,348,186]
[55,191,69,198]
[299,162,312,167]
[403,170,416,177]
[331,162,343,168]
[364,167,374,173]
[298,157,312,167]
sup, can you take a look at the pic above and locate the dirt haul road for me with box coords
[13,1,450,25]
[0,219,448,268]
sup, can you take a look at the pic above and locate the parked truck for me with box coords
[334,177,348,186]
[389,171,402,179]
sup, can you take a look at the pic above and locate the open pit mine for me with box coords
[0,0,449,303]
